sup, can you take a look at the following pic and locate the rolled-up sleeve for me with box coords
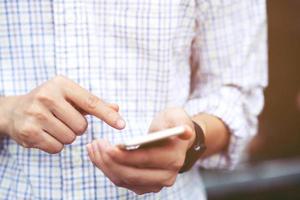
[184,0,268,170]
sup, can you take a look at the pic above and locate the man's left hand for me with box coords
[87,107,195,195]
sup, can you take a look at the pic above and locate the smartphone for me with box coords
[117,126,186,150]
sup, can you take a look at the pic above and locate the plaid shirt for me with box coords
[0,0,267,199]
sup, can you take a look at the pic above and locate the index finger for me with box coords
[62,78,126,129]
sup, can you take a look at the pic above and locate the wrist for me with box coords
[179,120,207,173]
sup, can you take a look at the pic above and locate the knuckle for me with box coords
[24,106,48,122]
[35,91,56,107]
[63,133,76,144]
[19,124,36,140]
[19,128,30,139]
[85,95,101,110]
[34,112,48,122]
[74,118,88,135]
[104,109,115,118]
[164,176,176,187]
[152,187,163,193]
[48,144,64,154]
[20,141,31,148]
[52,75,68,84]
[172,159,184,171]
[113,178,125,187]
[134,190,146,195]
[19,126,39,148]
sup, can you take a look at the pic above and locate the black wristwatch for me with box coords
[179,121,206,173]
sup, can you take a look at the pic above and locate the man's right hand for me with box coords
[0,75,125,154]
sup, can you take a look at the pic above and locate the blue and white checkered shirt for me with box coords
[0,0,267,199]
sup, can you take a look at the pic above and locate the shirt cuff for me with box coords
[183,86,261,170]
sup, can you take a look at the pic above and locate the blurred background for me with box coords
[202,1,300,199]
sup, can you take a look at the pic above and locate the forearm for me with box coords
[192,113,230,158]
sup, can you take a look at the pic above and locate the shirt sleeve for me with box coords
[183,0,268,170]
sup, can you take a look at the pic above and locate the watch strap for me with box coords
[179,121,206,173]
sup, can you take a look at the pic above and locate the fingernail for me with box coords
[92,141,98,152]
[86,144,91,151]
[86,144,94,157]
[116,119,126,129]
[97,140,104,149]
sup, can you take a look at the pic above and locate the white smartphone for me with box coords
[117,126,186,150]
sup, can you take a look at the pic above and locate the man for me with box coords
[0,0,267,199]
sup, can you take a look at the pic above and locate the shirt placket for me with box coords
[53,1,74,199]
[53,1,90,199]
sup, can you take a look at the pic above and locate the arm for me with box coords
[184,0,268,169]
[86,0,268,194]
[192,114,229,159]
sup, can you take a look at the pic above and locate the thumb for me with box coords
[178,125,194,140]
